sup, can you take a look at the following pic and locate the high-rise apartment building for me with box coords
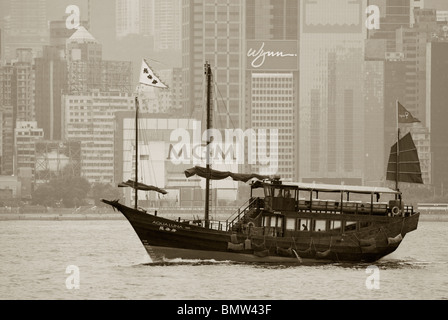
[1,48,37,177]
[12,48,35,123]
[14,121,44,177]
[0,64,14,175]
[154,68,183,113]
[62,24,134,184]
[62,91,135,184]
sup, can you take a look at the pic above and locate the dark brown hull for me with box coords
[103,199,419,264]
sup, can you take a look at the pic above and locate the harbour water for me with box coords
[0,218,447,300]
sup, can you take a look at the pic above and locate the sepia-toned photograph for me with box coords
[0,0,447,305]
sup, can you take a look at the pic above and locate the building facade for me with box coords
[0,64,14,175]
[62,91,135,184]
[427,41,448,195]
[2,0,48,61]
[182,0,244,130]
[153,0,182,52]
[299,0,368,184]
[34,46,67,141]
[14,121,44,177]
[245,0,300,180]
[115,0,154,39]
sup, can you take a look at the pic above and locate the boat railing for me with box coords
[298,199,389,214]
[225,197,260,231]
[403,205,415,216]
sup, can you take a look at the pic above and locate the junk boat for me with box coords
[103,168,419,263]
[102,62,422,264]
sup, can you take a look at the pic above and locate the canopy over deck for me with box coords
[252,180,400,195]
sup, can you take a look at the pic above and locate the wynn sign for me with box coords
[246,40,299,71]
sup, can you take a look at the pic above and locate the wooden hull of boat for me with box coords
[103,200,419,264]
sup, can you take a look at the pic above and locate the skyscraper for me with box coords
[182,0,245,200]
[62,91,135,184]
[245,0,300,180]
[66,26,133,94]
[427,41,448,195]
[115,0,153,39]
[182,0,244,131]
[299,0,367,184]
[153,0,181,52]
[0,64,14,175]
[3,0,48,61]
[395,9,438,125]
[368,0,411,52]
[34,46,67,141]
[62,25,134,184]
[12,48,35,123]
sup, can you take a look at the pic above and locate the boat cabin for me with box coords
[251,180,407,215]
[242,179,414,237]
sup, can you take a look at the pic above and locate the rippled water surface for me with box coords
[0,219,447,300]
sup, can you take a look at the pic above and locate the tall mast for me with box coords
[395,99,400,193]
[134,96,139,209]
[396,128,400,192]
[204,62,212,229]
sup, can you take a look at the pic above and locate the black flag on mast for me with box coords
[398,101,420,124]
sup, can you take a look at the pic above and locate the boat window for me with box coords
[275,188,284,197]
[252,187,264,198]
[344,221,357,232]
[330,220,342,231]
[298,219,310,231]
[262,216,269,227]
[314,220,326,232]
[286,217,296,230]
[264,186,272,197]
[284,188,294,199]
[270,216,277,227]
[277,216,283,228]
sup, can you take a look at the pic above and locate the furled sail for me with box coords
[118,180,168,194]
[184,166,270,183]
[386,133,423,184]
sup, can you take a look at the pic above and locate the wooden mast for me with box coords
[134,96,139,209]
[395,99,400,193]
[204,62,212,229]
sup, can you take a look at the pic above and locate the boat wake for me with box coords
[334,257,432,270]
[139,258,235,267]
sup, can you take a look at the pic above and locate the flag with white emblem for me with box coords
[398,101,420,123]
[139,59,168,89]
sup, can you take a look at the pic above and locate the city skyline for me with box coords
[1,0,448,206]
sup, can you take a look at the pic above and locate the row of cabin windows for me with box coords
[262,215,369,232]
